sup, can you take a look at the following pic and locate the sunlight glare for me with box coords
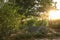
[56,2,60,9]
[48,10,60,20]
[53,0,60,2]
[48,0,60,20]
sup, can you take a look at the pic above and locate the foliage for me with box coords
[9,0,52,16]
[0,0,53,40]
[0,3,21,40]
[49,20,60,32]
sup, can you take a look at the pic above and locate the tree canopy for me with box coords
[0,0,53,40]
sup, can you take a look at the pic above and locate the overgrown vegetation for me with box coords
[1,0,60,40]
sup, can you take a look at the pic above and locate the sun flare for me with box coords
[48,10,60,20]
[48,0,60,20]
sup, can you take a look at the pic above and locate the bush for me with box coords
[0,3,21,40]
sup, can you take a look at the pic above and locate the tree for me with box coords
[0,2,21,40]
[0,0,53,39]
[7,0,52,16]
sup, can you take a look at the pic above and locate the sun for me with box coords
[48,10,60,20]
[48,0,60,20]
